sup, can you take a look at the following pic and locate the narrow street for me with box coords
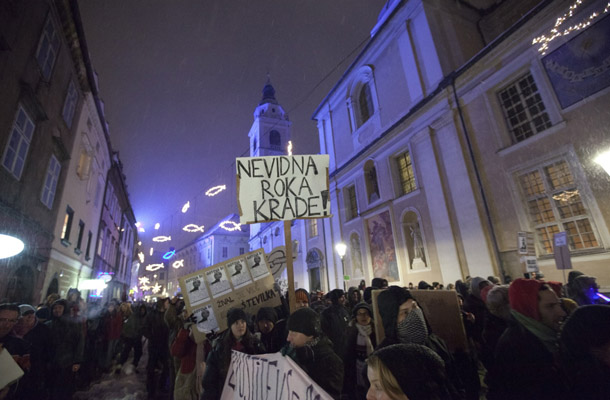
[73,340,170,400]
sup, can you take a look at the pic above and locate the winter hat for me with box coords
[327,289,344,304]
[19,304,36,316]
[226,307,248,327]
[363,287,374,304]
[287,307,320,337]
[377,286,414,340]
[560,305,610,362]
[352,302,372,319]
[567,270,584,285]
[371,278,388,289]
[486,285,510,320]
[418,281,432,290]
[35,306,50,321]
[369,344,451,400]
[295,288,310,304]
[470,277,491,300]
[256,307,278,324]
[509,278,562,320]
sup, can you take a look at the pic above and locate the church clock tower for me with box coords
[249,77,291,157]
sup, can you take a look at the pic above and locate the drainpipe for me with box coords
[450,77,506,281]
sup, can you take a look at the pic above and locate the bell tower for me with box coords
[248,77,291,157]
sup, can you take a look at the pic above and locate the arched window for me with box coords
[269,130,281,149]
[364,160,380,203]
[306,249,324,292]
[358,83,374,125]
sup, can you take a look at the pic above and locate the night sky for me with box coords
[78,1,387,253]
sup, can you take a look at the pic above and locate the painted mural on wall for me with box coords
[366,210,399,282]
[543,14,610,109]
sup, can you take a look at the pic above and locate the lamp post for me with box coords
[335,242,347,291]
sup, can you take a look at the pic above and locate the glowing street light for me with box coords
[335,242,347,290]
[0,234,25,259]
[594,150,610,176]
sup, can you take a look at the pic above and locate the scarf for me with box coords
[355,323,374,356]
[397,308,428,345]
[511,309,559,355]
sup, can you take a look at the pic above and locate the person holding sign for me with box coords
[201,308,265,400]
[282,307,344,399]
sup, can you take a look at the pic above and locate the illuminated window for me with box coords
[345,185,358,220]
[61,206,74,244]
[518,160,599,254]
[62,81,78,128]
[36,16,61,80]
[41,155,61,209]
[2,105,35,180]
[396,151,416,195]
[309,219,318,238]
[498,73,551,143]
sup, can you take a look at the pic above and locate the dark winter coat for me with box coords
[121,304,144,339]
[287,337,344,399]
[47,313,85,368]
[201,331,265,400]
[320,304,350,360]
[143,308,170,354]
[259,318,287,354]
[486,320,566,400]
[343,324,376,399]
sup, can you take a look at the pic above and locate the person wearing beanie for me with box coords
[282,307,344,399]
[486,278,567,400]
[321,288,350,360]
[201,307,264,400]
[294,288,310,309]
[366,343,454,400]
[559,305,610,398]
[343,302,376,399]
[565,270,584,298]
[371,278,388,289]
[256,306,287,353]
[46,298,84,400]
[376,286,468,398]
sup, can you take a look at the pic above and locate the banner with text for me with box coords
[220,351,333,400]
[178,249,281,343]
[236,155,330,224]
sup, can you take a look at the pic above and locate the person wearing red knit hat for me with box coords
[486,278,567,400]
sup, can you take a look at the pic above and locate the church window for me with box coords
[396,151,416,195]
[358,83,374,125]
[270,130,281,149]
[345,185,358,220]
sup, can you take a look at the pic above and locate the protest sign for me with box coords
[220,351,333,400]
[236,155,330,224]
[267,245,296,279]
[371,289,468,353]
[179,249,281,343]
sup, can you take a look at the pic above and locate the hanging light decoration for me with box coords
[287,140,293,156]
[205,185,226,197]
[145,263,165,272]
[152,282,162,294]
[149,247,154,256]
[154,223,160,230]
[183,224,205,233]
[172,259,184,269]
[163,248,176,260]
[220,220,241,232]
[182,201,190,213]
[153,235,171,242]
[138,276,150,285]
[138,251,145,263]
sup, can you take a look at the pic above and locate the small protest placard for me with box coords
[220,351,333,400]
[236,155,330,224]
[179,249,282,343]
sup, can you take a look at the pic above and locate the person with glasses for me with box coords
[0,303,31,398]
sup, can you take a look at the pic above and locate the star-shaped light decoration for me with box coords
[138,276,150,285]
[140,284,151,291]
[152,282,162,294]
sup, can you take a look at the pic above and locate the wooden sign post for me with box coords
[236,154,330,312]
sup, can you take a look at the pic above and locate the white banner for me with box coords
[220,351,333,400]
[236,155,330,224]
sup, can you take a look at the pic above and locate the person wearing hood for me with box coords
[486,279,567,400]
[144,298,171,399]
[376,286,466,399]
[255,307,286,353]
[343,302,376,399]
[46,299,84,400]
[346,286,362,312]
[569,275,605,306]
[321,288,351,360]
[201,308,265,400]
[12,304,52,399]
[118,302,145,373]
[282,307,344,399]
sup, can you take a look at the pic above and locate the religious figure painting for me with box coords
[366,210,399,282]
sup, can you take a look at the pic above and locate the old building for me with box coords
[313,0,610,288]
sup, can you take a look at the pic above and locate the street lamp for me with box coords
[0,234,25,259]
[335,242,347,290]
[594,150,610,176]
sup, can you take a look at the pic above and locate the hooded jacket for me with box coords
[46,299,85,368]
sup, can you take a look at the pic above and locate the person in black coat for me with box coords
[283,307,344,399]
[255,307,286,353]
[343,302,376,400]
[320,289,350,360]
[201,308,265,400]
[143,299,170,399]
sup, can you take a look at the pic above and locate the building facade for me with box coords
[313,0,610,289]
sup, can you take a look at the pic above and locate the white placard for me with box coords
[236,155,330,224]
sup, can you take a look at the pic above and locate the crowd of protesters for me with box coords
[1,269,609,400]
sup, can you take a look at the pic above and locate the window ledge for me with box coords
[74,248,82,255]
[61,239,71,247]
[496,121,566,158]
[537,248,610,266]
